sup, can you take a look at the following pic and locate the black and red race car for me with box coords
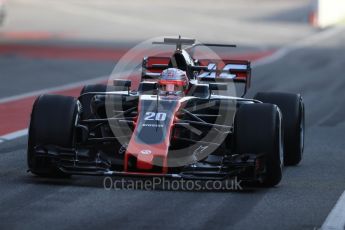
[27,37,304,187]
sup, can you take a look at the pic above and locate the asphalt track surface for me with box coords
[1,1,345,230]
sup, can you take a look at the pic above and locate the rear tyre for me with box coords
[27,95,78,177]
[254,92,304,166]
[235,103,283,187]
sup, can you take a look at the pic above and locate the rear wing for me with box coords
[196,59,252,96]
[141,56,251,96]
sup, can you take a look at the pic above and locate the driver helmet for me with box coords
[158,68,188,96]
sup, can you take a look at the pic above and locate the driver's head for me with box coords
[158,68,188,96]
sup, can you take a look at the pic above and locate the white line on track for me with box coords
[0,75,109,104]
[321,191,345,230]
[0,129,28,142]
[0,76,108,142]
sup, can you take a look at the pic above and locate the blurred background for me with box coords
[0,0,317,45]
[0,0,320,98]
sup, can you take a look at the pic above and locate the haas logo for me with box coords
[118,143,128,155]
[140,150,152,155]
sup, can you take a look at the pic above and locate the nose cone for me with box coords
[137,149,154,170]
[124,96,180,174]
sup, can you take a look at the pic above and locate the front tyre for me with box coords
[235,103,283,187]
[27,95,78,177]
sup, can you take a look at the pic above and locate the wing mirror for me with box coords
[113,80,132,94]
[209,83,228,91]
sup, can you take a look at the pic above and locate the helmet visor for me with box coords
[159,80,185,93]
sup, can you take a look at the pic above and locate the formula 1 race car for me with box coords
[27,37,304,187]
